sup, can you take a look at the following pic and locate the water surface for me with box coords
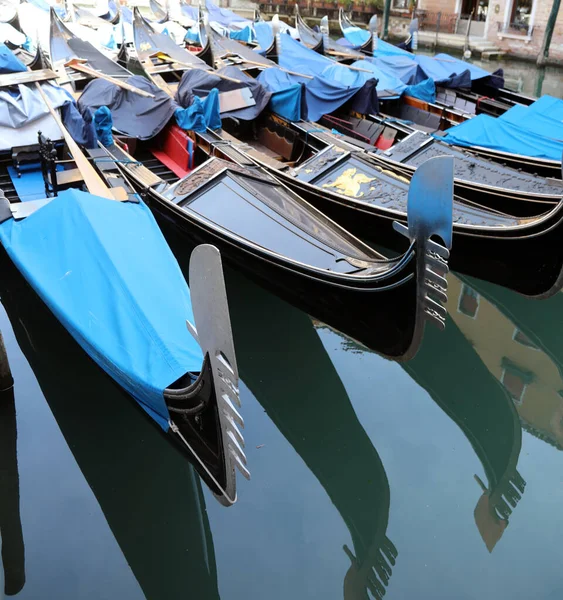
[2,249,563,599]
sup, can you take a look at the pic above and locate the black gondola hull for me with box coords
[273,171,563,299]
[138,187,421,359]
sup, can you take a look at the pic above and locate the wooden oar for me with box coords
[219,54,314,80]
[34,82,118,201]
[152,52,243,83]
[65,58,156,98]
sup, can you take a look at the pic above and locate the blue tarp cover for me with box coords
[370,55,426,85]
[0,189,203,429]
[255,21,273,51]
[275,34,378,120]
[371,37,413,58]
[528,95,563,121]
[205,0,251,28]
[341,26,369,48]
[440,113,563,161]
[257,68,304,121]
[499,103,563,142]
[414,55,471,87]
[0,43,26,74]
[405,77,436,103]
[432,53,490,80]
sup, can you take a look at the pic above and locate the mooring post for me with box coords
[0,330,13,391]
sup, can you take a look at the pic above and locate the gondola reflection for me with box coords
[0,254,220,600]
[225,272,396,600]
[330,274,527,553]
[0,387,24,597]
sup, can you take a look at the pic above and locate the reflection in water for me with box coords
[457,276,563,451]
[330,275,526,553]
[0,257,220,600]
[0,388,25,596]
[226,273,396,600]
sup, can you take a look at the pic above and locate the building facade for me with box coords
[414,0,563,61]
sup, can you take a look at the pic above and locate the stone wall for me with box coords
[486,0,563,63]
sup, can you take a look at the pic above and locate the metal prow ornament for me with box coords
[393,156,454,335]
[184,244,249,506]
[368,14,378,54]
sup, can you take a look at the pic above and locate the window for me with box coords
[458,284,479,319]
[393,0,409,9]
[501,357,534,405]
[512,328,539,350]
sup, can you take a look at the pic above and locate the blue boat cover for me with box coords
[0,43,26,74]
[433,53,490,80]
[528,95,563,121]
[440,113,563,161]
[371,37,413,58]
[180,3,198,20]
[370,55,426,85]
[255,21,273,51]
[414,55,470,87]
[404,77,436,103]
[205,0,252,28]
[176,66,271,121]
[0,189,203,429]
[275,34,378,120]
[257,68,304,120]
[229,25,254,43]
[78,76,177,140]
[499,103,563,142]
[340,25,369,48]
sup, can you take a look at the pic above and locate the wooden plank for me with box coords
[0,69,58,88]
[56,168,83,186]
[65,59,156,98]
[219,88,256,114]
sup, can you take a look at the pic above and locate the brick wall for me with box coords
[417,0,457,13]
[487,0,563,63]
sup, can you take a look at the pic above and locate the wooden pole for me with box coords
[0,330,13,391]
[537,0,561,66]
[34,83,116,200]
[152,53,244,83]
[65,59,156,98]
[382,0,392,40]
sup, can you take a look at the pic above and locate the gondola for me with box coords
[233,117,563,298]
[100,0,120,25]
[0,53,247,505]
[339,8,376,56]
[295,8,364,61]
[73,15,563,299]
[149,0,169,24]
[49,9,455,359]
[365,112,562,179]
[98,136,454,360]
[306,118,563,205]
[0,259,222,599]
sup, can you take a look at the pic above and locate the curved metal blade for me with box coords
[407,155,454,251]
[187,244,248,506]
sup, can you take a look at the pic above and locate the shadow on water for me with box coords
[224,271,396,600]
[323,273,527,554]
[0,387,25,597]
[0,253,220,600]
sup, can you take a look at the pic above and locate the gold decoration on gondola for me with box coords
[322,168,376,198]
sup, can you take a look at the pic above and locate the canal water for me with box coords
[2,237,563,599]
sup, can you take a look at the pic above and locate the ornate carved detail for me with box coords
[171,158,253,199]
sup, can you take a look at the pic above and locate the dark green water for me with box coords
[2,251,563,600]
